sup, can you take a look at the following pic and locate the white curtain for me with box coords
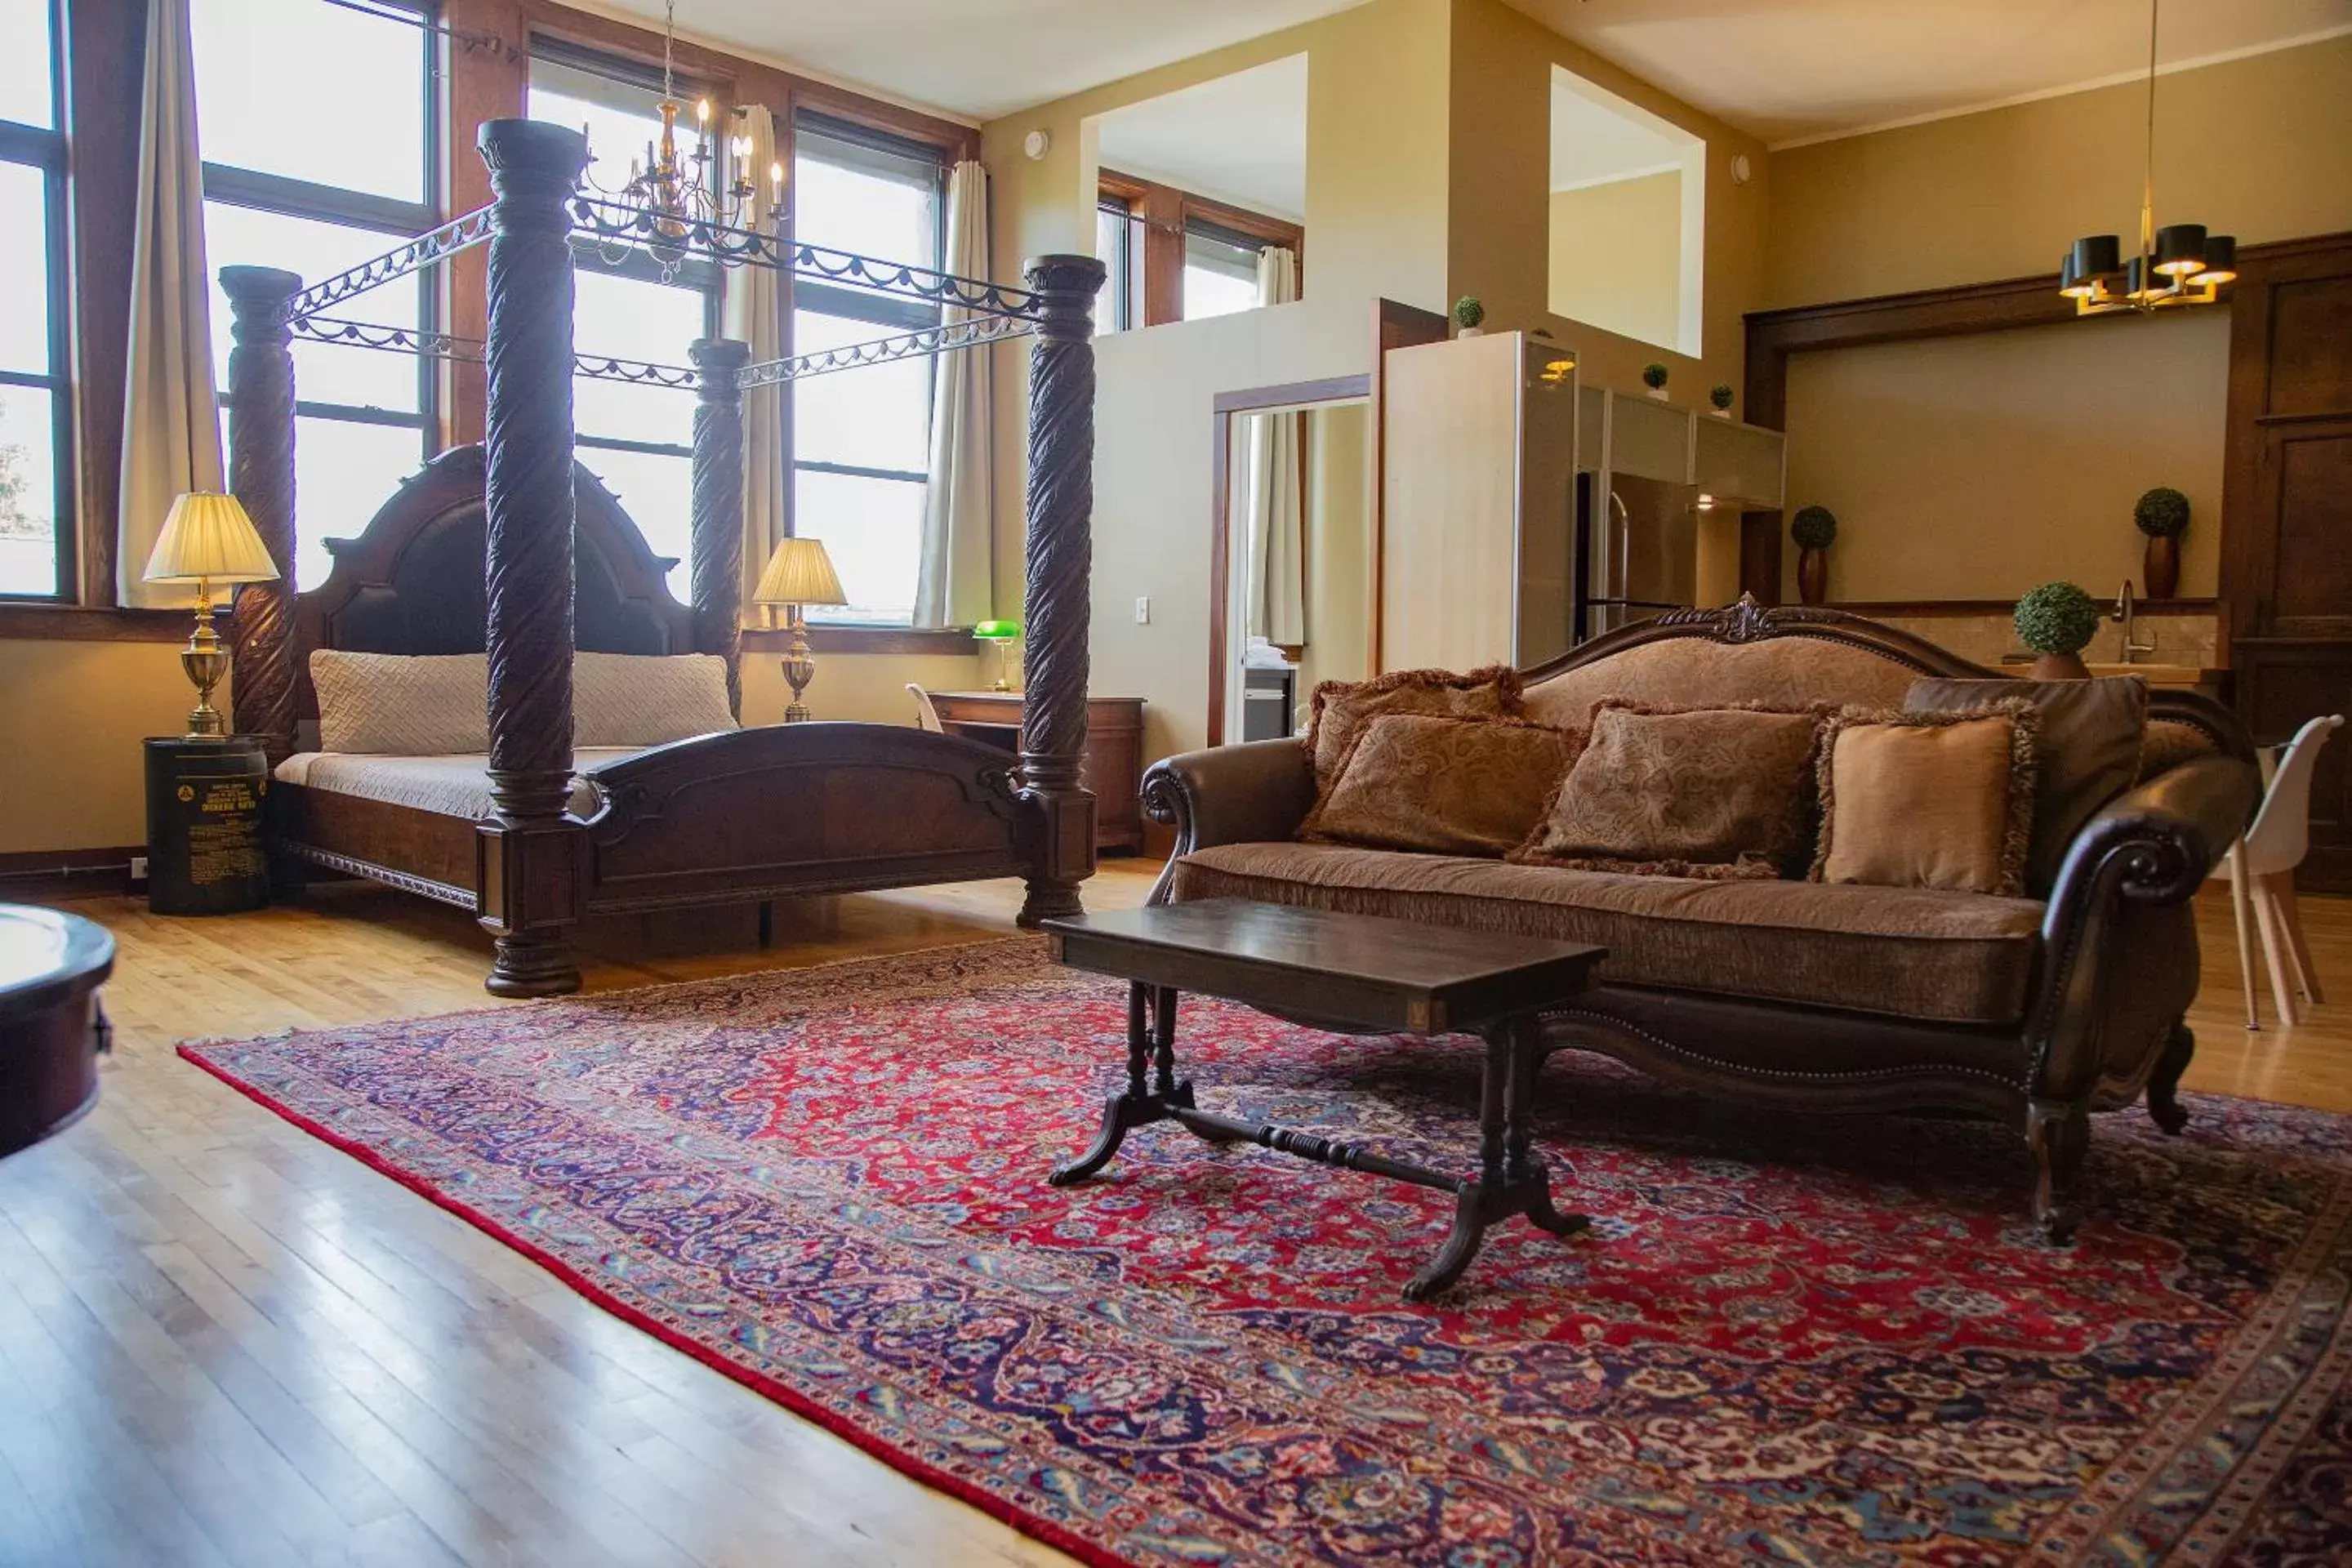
[723,103,788,626]
[915,159,994,628]
[1246,246,1304,645]
[117,0,224,607]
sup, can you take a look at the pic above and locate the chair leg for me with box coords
[2230,847,2260,1030]
[2269,875,2323,1004]
[2249,875,2301,1028]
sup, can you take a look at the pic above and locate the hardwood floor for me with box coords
[3,869,2347,1567]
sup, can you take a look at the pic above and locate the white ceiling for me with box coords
[1508,0,2352,147]
[1550,69,1695,189]
[1095,56,1310,220]
[578,0,1367,121]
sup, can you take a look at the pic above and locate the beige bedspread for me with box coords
[274,749,648,820]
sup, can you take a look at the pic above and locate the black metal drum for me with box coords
[145,736,270,915]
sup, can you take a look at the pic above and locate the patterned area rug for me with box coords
[180,938,2352,1567]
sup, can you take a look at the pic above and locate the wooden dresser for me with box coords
[926,692,1148,853]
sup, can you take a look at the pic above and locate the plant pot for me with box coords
[1708,406,1731,418]
[2029,651,2093,680]
[1644,386,1669,401]
[1456,325,1485,338]
[1797,546,1828,606]
[2143,532,2180,600]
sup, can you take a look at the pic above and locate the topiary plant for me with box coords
[1451,296,1485,330]
[2014,581,2103,656]
[2134,485,2190,538]
[1709,383,1735,411]
[1642,362,1669,390]
[1789,505,1837,551]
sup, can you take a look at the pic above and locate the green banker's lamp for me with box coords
[973,618,1021,692]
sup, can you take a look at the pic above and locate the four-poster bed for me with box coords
[221,119,1105,997]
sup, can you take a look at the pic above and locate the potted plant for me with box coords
[2014,581,2104,680]
[1642,362,1669,400]
[1452,296,1486,338]
[1708,383,1734,418]
[2134,485,2189,599]
[1789,505,1836,605]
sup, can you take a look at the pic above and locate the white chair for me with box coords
[2216,713,2343,1028]
[906,683,945,734]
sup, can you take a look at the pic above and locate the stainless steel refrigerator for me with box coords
[1573,389,1702,643]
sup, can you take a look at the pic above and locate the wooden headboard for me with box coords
[291,443,696,719]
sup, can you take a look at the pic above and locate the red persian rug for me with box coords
[180,938,2352,1567]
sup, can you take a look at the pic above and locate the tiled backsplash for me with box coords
[1861,610,2219,671]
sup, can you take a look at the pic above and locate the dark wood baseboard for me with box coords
[0,844,142,902]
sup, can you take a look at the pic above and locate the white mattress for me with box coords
[275,749,648,820]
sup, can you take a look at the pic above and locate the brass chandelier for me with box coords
[581,0,781,255]
[2059,0,2236,316]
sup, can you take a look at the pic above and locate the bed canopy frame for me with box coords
[220,118,1104,996]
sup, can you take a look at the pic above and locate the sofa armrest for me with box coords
[2027,752,2260,1102]
[1140,740,1318,904]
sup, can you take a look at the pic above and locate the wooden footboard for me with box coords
[274,782,479,907]
[577,723,1028,915]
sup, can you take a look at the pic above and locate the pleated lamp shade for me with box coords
[142,492,280,585]
[751,536,848,607]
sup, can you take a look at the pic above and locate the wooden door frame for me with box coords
[1207,375,1370,746]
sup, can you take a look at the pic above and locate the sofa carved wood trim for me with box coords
[1141,597,2261,1241]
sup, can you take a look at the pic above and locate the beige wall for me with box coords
[3,642,203,853]
[1767,35,2352,308]
[1781,309,2230,604]
[1548,172,1682,353]
[980,0,1454,760]
[1295,401,1373,708]
[1445,0,1767,411]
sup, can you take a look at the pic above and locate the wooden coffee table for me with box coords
[1040,898,1606,1300]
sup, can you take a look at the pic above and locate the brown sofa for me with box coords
[1139,599,2261,1240]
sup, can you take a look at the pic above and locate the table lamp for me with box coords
[751,536,849,722]
[141,492,279,739]
[973,618,1022,692]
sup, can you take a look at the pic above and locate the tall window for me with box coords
[0,0,69,599]
[1096,169,1302,331]
[192,0,435,591]
[792,115,943,626]
[528,44,719,602]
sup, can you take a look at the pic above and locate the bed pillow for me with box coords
[1904,675,2147,893]
[1303,665,1524,788]
[573,652,738,747]
[1508,700,1826,879]
[1811,701,2041,898]
[310,651,489,755]
[1301,714,1578,858]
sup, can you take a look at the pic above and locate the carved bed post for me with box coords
[476,119,589,998]
[220,265,304,768]
[688,336,750,719]
[1015,255,1108,927]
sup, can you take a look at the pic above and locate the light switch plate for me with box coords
[1134,596,1151,625]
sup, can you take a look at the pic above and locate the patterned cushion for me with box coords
[1303,666,1523,788]
[310,651,489,755]
[573,653,737,747]
[1906,675,2147,894]
[1509,701,1826,879]
[1813,702,2041,898]
[1301,714,1576,858]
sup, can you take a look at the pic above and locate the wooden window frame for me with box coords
[1098,168,1303,330]
[0,0,74,604]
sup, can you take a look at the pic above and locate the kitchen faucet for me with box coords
[2113,579,2157,665]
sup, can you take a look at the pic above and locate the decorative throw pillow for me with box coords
[1303,666,1524,788]
[1812,701,2041,898]
[1905,675,2147,893]
[573,652,738,747]
[1301,714,1577,858]
[310,651,489,755]
[1508,700,1827,879]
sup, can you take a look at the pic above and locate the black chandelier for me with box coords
[2060,0,2236,316]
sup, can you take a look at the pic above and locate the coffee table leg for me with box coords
[1403,1015,1588,1301]
[1050,982,1197,1186]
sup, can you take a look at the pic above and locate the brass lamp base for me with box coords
[781,608,817,723]
[178,581,231,739]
